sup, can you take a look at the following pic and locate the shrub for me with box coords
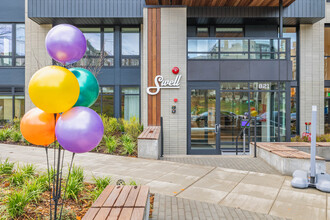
[104,136,117,153]
[11,131,22,143]
[121,134,132,145]
[91,176,111,200]
[122,141,136,156]
[24,177,47,203]
[65,165,84,201]
[11,118,21,131]
[123,117,143,141]
[21,164,36,178]
[102,115,120,136]
[9,172,26,186]
[0,158,14,175]
[0,129,12,141]
[7,191,30,218]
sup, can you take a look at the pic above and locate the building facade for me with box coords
[0,0,329,155]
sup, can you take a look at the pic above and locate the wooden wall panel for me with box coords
[147,8,161,126]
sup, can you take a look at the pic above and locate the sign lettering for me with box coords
[147,75,182,95]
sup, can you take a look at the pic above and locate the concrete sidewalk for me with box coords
[0,144,328,220]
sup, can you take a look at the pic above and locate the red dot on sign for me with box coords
[174,98,178,102]
[172,67,179,74]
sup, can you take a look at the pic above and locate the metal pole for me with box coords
[310,105,317,184]
[254,117,257,158]
[243,129,246,155]
[279,0,283,38]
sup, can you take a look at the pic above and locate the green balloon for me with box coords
[69,68,99,107]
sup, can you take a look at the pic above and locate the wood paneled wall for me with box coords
[147,8,161,126]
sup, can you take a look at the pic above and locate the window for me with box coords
[90,86,114,117]
[283,27,297,80]
[121,87,140,120]
[216,27,244,37]
[0,87,24,125]
[0,24,25,67]
[104,28,114,66]
[188,39,219,59]
[121,28,140,66]
[197,27,209,37]
[291,88,297,136]
[325,27,330,80]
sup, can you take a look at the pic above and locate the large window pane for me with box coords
[121,87,140,121]
[220,40,248,52]
[0,24,12,56]
[15,96,24,119]
[291,57,296,80]
[250,39,278,53]
[80,28,101,56]
[16,24,25,56]
[0,95,13,125]
[283,27,296,56]
[104,28,114,56]
[188,39,219,52]
[103,95,114,117]
[121,28,139,56]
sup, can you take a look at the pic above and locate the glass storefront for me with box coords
[189,82,288,154]
[0,87,25,125]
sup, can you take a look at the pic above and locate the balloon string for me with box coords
[59,153,75,220]
[45,146,52,220]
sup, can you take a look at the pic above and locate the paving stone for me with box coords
[151,194,289,220]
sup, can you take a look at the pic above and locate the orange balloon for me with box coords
[20,108,58,146]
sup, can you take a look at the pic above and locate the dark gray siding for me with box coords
[187,0,324,24]
[0,68,25,86]
[28,0,144,24]
[0,0,25,22]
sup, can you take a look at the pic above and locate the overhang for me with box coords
[145,0,296,7]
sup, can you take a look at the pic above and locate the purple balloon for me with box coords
[55,107,104,153]
[46,24,87,65]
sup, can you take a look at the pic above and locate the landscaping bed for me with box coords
[0,159,154,219]
[0,116,143,157]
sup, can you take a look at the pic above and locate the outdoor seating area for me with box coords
[251,142,326,175]
[83,185,150,220]
[138,126,161,160]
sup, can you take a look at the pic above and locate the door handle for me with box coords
[215,124,219,134]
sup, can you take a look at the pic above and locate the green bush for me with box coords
[123,117,143,141]
[65,165,84,201]
[0,129,12,141]
[0,159,14,175]
[122,141,136,156]
[10,131,22,143]
[7,191,30,218]
[102,115,120,136]
[21,164,36,178]
[24,177,47,203]
[104,136,117,153]
[9,172,26,186]
[11,118,21,131]
[121,134,132,145]
[91,176,111,200]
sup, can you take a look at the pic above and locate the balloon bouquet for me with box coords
[20,24,104,219]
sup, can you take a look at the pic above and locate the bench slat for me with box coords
[103,185,124,207]
[118,208,134,220]
[114,186,132,207]
[138,126,161,140]
[106,208,122,220]
[124,186,141,207]
[92,185,115,208]
[131,208,145,220]
[135,185,149,207]
[94,208,111,220]
[82,207,100,220]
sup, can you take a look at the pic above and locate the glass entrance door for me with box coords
[189,88,220,154]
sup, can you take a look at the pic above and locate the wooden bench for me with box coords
[83,185,150,220]
[138,126,161,140]
[251,142,326,175]
[138,127,161,159]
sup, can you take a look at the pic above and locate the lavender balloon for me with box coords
[46,24,87,65]
[55,107,104,153]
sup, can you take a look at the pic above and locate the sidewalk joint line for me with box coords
[175,166,217,197]
[267,176,286,215]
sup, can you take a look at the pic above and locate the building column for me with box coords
[24,0,52,112]
[141,7,187,155]
[299,22,324,135]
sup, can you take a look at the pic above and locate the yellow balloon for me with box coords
[29,66,80,113]
[251,110,258,117]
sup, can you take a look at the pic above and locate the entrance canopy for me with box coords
[145,0,296,7]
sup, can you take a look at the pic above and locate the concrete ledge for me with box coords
[250,143,326,175]
[138,126,161,160]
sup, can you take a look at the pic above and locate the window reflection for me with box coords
[80,28,101,56]
[0,24,12,56]
[121,28,140,56]
[16,24,25,56]
[104,28,114,56]
[121,87,140,120]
